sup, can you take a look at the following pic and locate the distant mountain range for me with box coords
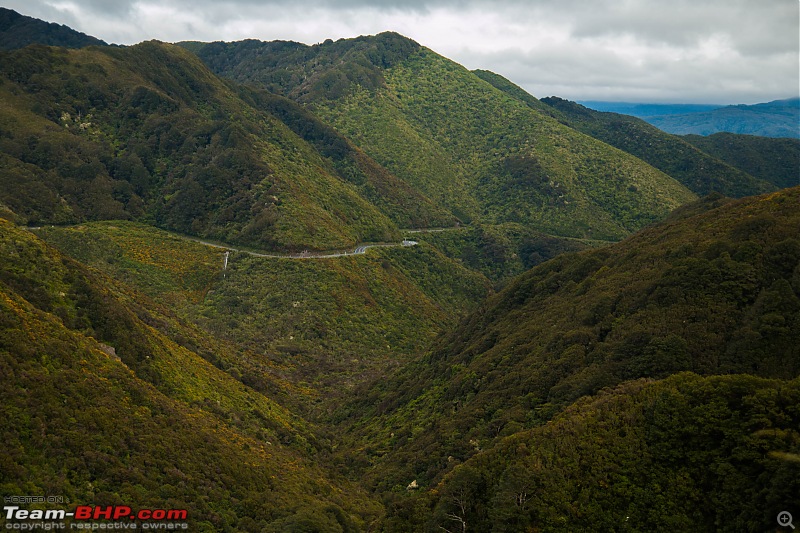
[2,7,799,531]
[582,98,800,138]
[580,101,724,117]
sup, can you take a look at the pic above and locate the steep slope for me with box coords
[0,41,451,250]
[0,7,107,50]
[36,221,492,415]
[189,33,697,241]
[410,374,800,532]
[0,219,382,530]
[536,96,775,198]
[336,187,800,494]
[684,132,800,190]
[644,98,800,138]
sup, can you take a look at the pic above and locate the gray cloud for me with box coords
[3,0,797,103]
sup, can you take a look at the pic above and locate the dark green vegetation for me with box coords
[407,224,591,282]
[0,220,382,531]
[415,374,800,532]
[37,221,491,414]
[334,188,800,529]
[0,40,458,251]
[187,33,696,242]
[537,96,775,198]
[684,132,800,190]
[2,12,800,530]
[0,7,107,50]
[644,98,800,139]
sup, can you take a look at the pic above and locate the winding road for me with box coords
[27,223,448,261]
[183,235,419,260]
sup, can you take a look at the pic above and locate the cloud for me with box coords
[4,0,798,103]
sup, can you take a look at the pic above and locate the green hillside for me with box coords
[189,33,697,241]
[3,16,799,531]
[535,96,775,198]
[335,187,800,499]
[0,41,457,251]
[684,132,800,190]
[36,221,492,413]
[0,219,383,530]
[416,373,800,532]
[0,7,107,50]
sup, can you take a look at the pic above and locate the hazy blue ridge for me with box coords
[582,98,800,138]
[579,101,723,117]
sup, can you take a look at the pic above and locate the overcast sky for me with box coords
[4,0,799,104]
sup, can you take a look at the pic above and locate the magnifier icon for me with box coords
[779,511,795,529]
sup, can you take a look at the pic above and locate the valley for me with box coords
[1,8,798,531]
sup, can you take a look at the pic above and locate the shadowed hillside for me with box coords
[0,7,107,50]
[536,95,775,198]
[187,33,697,242]
[335,188,800,508]
[0,41,456,251]
[684,132,800,190]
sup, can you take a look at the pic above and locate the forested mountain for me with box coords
[644,98,800,138]
[2,12,799,531]
[37,221,492,413]
[0,40,458,251]
[684,132,800,190]
[334,187,800,527]
[0,220,383,530]
[535,96,775,198]
[186,34,696,242]
[0,7,106,50]
[580,101,723,117]
[418,373,800,532]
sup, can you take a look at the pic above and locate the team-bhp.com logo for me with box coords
[3,504,188,530]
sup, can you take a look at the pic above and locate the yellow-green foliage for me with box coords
[39,222,492,412]
[313,47,697,239]
[0,42,404,251]
[37,221,222,306]
[187,33,698,238]
[337,188,800,496]
[0,220,383,529]
[416,374,800,532]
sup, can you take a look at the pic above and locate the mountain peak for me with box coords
[0,7,107,50]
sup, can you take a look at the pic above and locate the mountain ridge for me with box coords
[188,35,698,242]
[536,95,777,197]
[0,40,457,250]
[335,187,800,505]
[0,7,107,50]
[645,98,800,138]
[2,10,799,531]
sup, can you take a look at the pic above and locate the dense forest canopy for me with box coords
[1,10,798,531]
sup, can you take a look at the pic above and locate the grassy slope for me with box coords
[37,221,492,416]
[188,34,697,241]
[0,220,382,530]
[312,46,696,240]
[0,41,423,250]
[336,187,800,495]
[533,95,775,198]
[684,132,800,190]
